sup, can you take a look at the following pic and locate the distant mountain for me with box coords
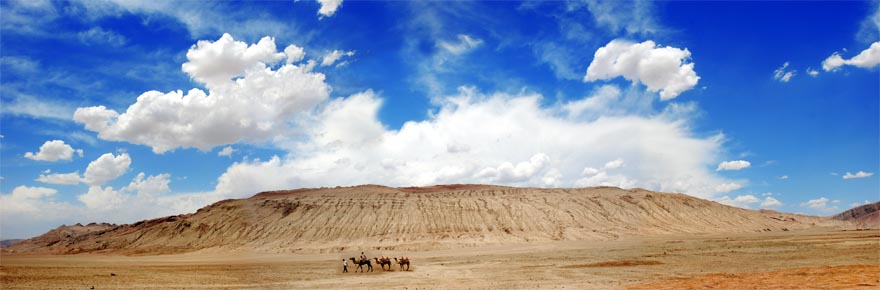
[4,223,116,253]
[6,185,849,255]
[0,239,24,248]
[833,201,880,227]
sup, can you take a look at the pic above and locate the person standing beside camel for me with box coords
[342,259,348,273]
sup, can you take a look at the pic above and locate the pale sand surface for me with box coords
[2,228,877,289]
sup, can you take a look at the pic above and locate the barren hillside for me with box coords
[4,223,116,252]
[833,201,880,227]
[6,185,848,254]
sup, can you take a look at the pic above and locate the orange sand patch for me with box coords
[629,264,880,290]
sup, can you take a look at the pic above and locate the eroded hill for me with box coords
[833,201,880,227]
[6,185,848,254]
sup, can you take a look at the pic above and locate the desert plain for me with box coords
[1,185,878,289]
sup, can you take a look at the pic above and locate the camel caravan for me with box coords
[344,252,411,273]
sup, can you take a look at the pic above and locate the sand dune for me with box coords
[6,185,848,255]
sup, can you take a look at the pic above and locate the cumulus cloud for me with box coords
[77,173,170,211]
[316,0,342,18]
[321,49,355,67]
[843,171,874,179]
[778,175,789,180]
[438,34,483,55]
[209,87,733,198]
[760,196,782,208]
[181,34,285,85]
[78,186,126,210]
[284,44,305,64]
[603,158,625,169]
[0,186,59,213]
[717,194,781,209]
[36,171,82,185]
[800,197,839,213]
[218,146,236,157]
[74,34,330,153]
[83,152,131,186]
[713,182,742,193]
[822,41,880,72]
[0,172,194,238]
[24,140,79,162]
[584,39,700,100]
[476,153,551,184]
[716,160,750,171]
[806,68,819,77]
[717,194,759,208]
[773,62,796,82]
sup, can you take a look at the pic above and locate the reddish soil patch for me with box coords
[629,264,880,290]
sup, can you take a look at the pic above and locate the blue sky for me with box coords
[1,0,878,239]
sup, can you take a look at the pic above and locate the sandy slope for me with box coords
[7,185,847,254]
[2,229,877,289]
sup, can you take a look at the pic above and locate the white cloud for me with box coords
[0,186,59,213]
[584,39,700,100]
[181,33,285,85]
[209,87,734,198]
[438,34,483,55]
[822,41,880,72]
[0,172,197,238]
[800,197,839,213]
[806,68,819,77]
[843,171,874,179]
[36,171,82,185]
[74,34,330,153]
[581,0,659,36]
[218,146,236,157]
[24,140,79,162]
[857,2,880,43]
[717,194,780,210]
[321,49,355,67]
[83,152,131,186]
[713,182,742,193]
[69,0,291,40]
[563,85,622,118]
[778,175,789,180]
[603,158,625,169]
[78,186,126,210]
[850,200,871,208]
[716,160,751,171]
[316,0,342,18]
[78,172,172,211]
[581,167,600,176]
[284,44,306,64]
[1,92,74,120]
[77,26,126,47]
[476,153,551,184]
[716,194,760,209]
[123,172,171,197]
[773,62,796,82]
[760,196,782,208]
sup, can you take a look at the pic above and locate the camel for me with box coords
[393,257,411,271]
[374,257,393,271]
[349,257,373,272]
